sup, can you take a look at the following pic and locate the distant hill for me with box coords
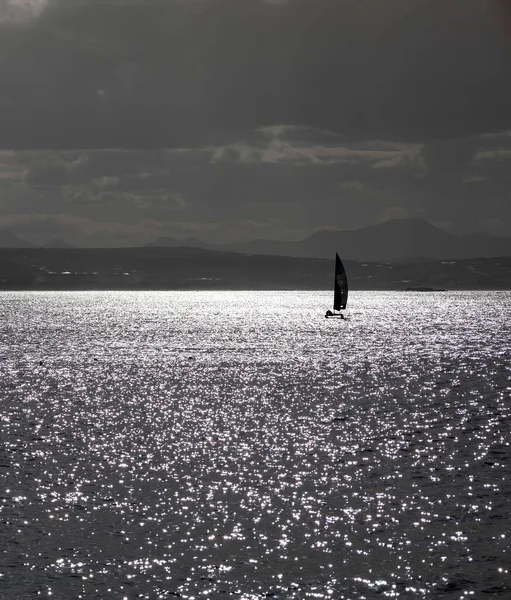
[146,219,511,260]
[41,238,73,249]
[0,230,36,248]
[148,236,210,249]
[0,247,510,290]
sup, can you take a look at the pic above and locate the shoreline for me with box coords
[1,249,510,291]
[1,286,510,292]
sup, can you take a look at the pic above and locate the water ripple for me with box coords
[0,291,509,599]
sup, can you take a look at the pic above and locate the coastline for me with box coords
[1,248,510,291]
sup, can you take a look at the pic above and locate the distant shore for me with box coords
[1,248,510,291]
[1,283,507,292]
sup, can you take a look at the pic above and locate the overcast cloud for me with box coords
[0,0,510,245]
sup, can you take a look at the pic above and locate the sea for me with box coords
[0,291,509,600]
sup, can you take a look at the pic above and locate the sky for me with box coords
[0,0,511,247]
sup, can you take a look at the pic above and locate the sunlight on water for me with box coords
[0,291,509,598]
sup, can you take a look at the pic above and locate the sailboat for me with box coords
[325,253,348,319]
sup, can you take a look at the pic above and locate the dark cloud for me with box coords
[1,0,511,149]
[22,152,88,186]
[1,1,510,243]
[491,0,511,39]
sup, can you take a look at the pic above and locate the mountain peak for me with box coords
[144,218,510,260]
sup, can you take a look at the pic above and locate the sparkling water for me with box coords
[0,291,509,599]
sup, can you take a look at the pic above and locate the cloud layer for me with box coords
[0,1,510,244]
[1,127,510,245]
[1,0,511,149]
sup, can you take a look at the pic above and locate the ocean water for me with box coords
[0,291,509,600]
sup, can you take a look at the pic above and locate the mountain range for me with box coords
[148,219,511,260]
[0,230,37,248]
[0,231,72,249]
[2,219,510,259]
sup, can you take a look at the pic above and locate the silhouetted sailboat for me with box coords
[325,254,348,319]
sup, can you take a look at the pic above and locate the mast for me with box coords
[333,253,348,311]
